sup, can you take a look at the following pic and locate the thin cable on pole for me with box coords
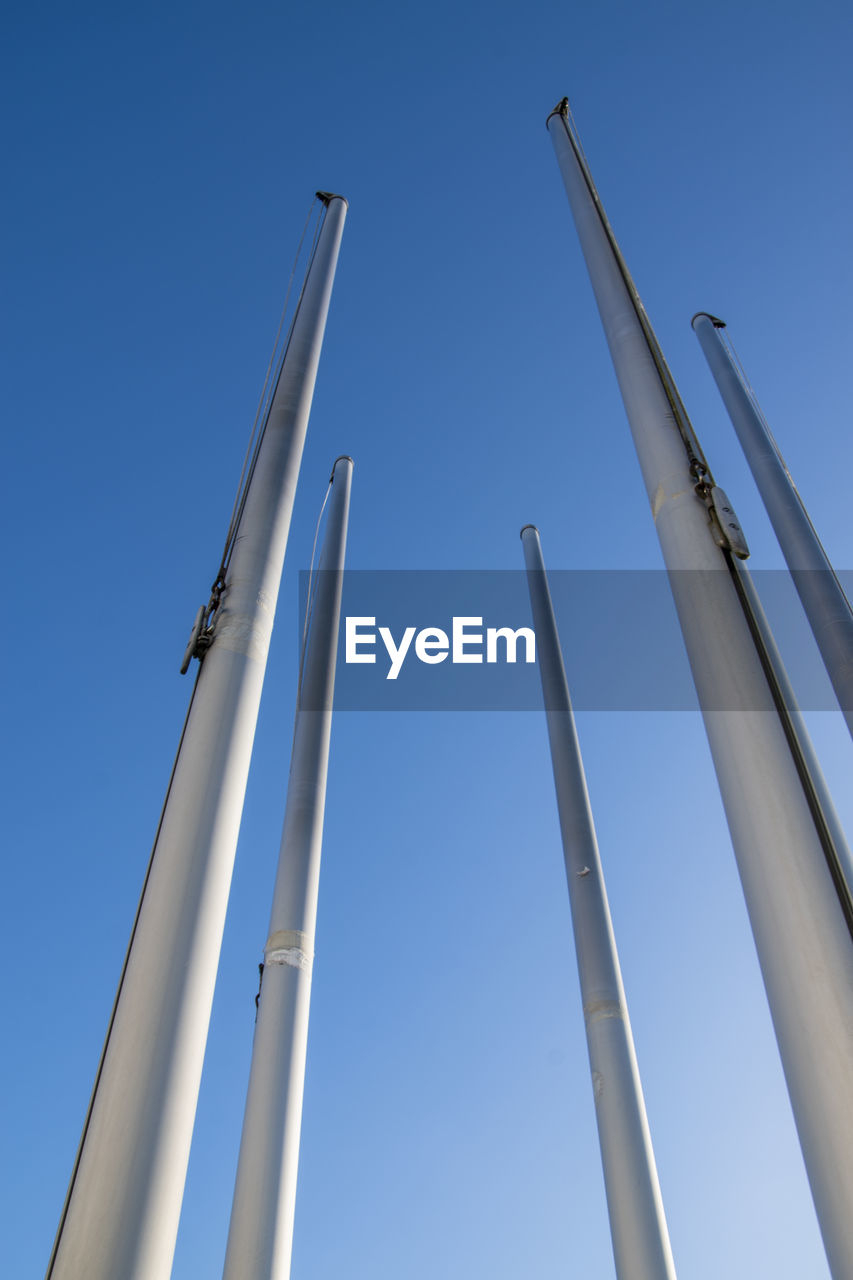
[551,100,853,933]
[250,464,333,1019]
[290,466,341,754]
[192,197,330,651]
[554,100,711,482]
[221,198,323,557]
[728,555,853,938]
[223,202,328,567]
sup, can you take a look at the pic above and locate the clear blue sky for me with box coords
[4,2,853,1276]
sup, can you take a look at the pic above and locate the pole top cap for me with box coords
[546,97,570,128]
[331,455,354,479]
[520,524,540,539]
[316,191,349,208]
[691,311,726,329]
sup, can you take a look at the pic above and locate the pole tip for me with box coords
[520,523,540,539]
[331,455,354,480]
[316,191,349,208]
[691,311,726,329]
[546,97,570,127]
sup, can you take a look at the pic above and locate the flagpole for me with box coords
[522,524,677,1280]
[48,195,348,1280]
[223,455,352,1280]
[692,311,853,737]
[547,99,853,1279]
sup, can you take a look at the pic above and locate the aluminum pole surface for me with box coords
[49,195,348,1280]
[547,102,853,1280]
[692,312,853,737]
[223,455,352,1280]
[522,524,677,1280]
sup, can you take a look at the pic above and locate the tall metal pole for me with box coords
[223,455,352,1280]
[48,195,348,1280]
[522,524,677,1280]
[692,312,853,737]
[547,99,853,1279]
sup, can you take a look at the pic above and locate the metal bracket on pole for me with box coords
[180,606,214,674]
[702,485,750,559]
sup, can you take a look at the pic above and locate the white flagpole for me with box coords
[522,523,677,1280]
[222,455,352,1280]
[547,99,853,1279]
[48,195,348,1280]
[692,311,853,737]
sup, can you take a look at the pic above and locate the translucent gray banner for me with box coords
[297,570,852,711]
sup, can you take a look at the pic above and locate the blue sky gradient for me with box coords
[4,2,853,1276]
